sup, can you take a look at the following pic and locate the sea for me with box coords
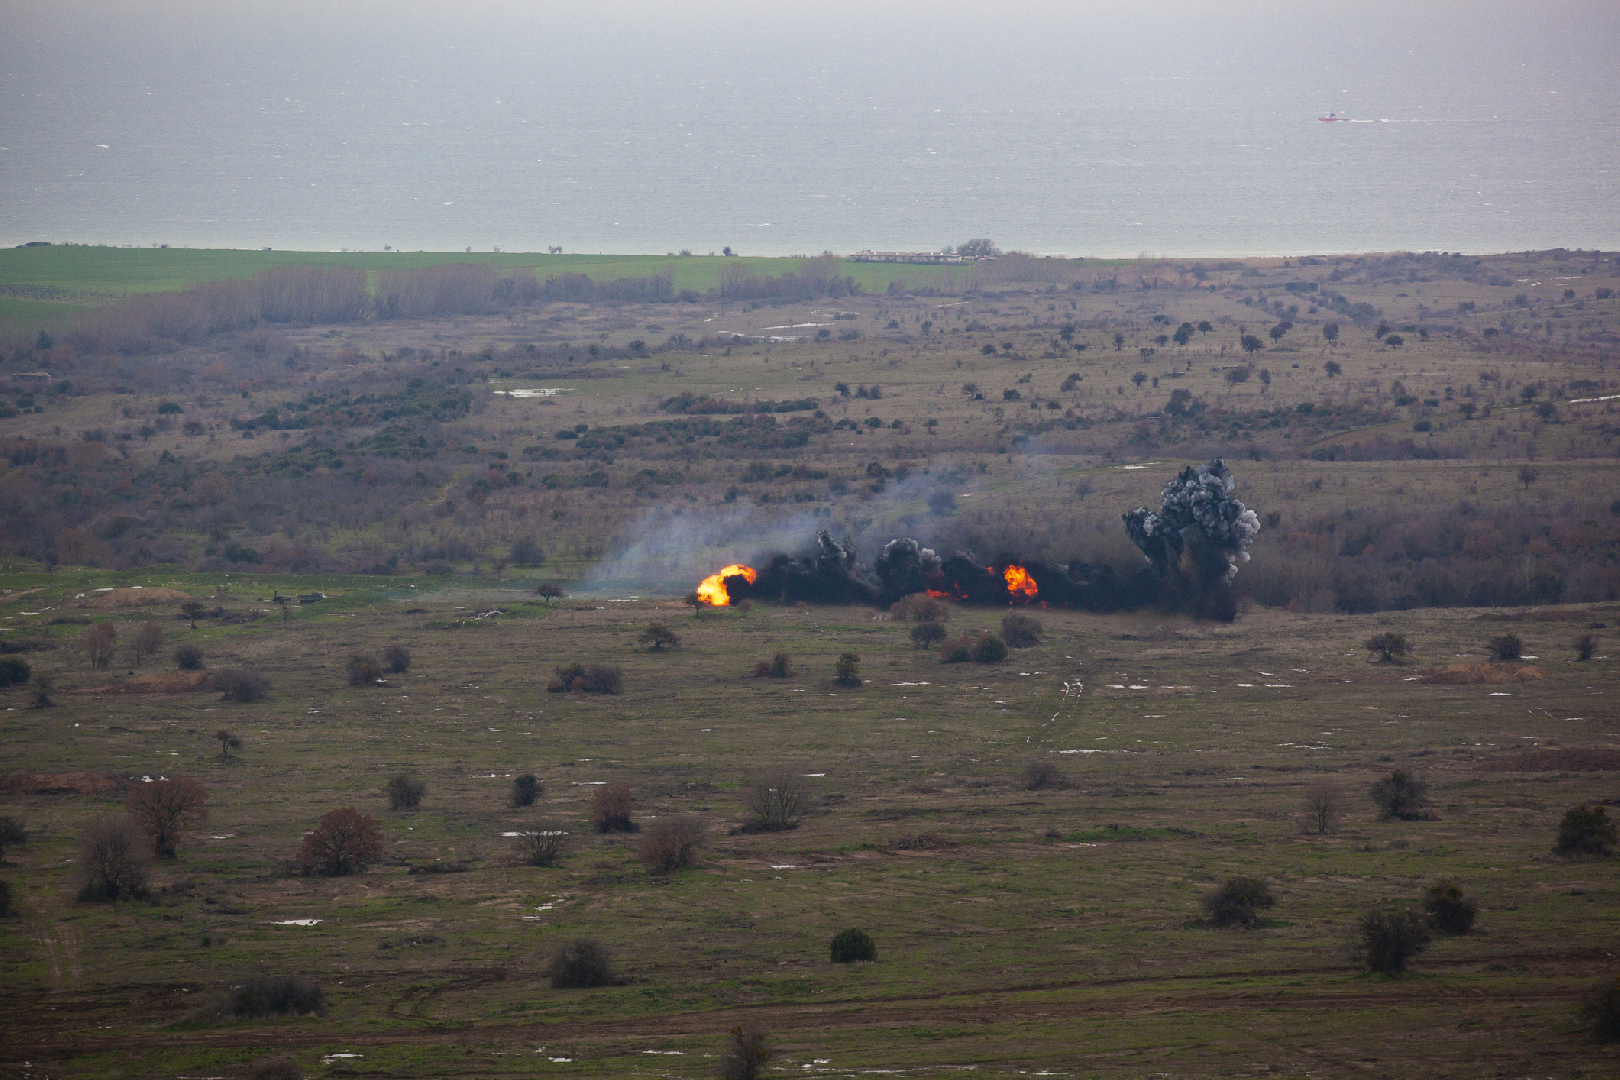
[3,1,1617,258]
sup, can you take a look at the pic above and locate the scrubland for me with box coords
[1,246,1618,1077]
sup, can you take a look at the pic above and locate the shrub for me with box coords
[546,662,623,693]
[516,826,568,867]
[346,654,382,686]
[719,1025,772,1080]
[1575,634,1596,662]
[214,669,270,703]
[591,782,636,832]
[637,814,706,873]
[0,815,27,862]
[535,582,565,603]
[382,644,412,673]
[30,675,54,708]
[1021,759,1063,791]
[640,622,680,651]
[940,634,975,663]
[511,773,540,807]
[1487,633,1522,661]
[742,769,807,831]
[1554,803,1616,858]
[125,777,209,857]
[385,774,426,811]
[220,975,327,1018]
[1301,781,1343,834]
[1579,973,1620,1040]
[546,938,614,989]
[1354,905,1429,974]
[1001,614,1043,647]
[890,593,949,622]
[910,622,948,649]
[175,644,205,670]
[764,652,793,678]
[833,652,861,686]
[1423,879,1478,934]
[829,927,876,963]
[246,1056,305,1080]
[76,815,150,903]
[0,879,12,918]
[1369,769,1429,820]
[972,633,1009,663]
[300,807,384,876]
[1202,876,1275,927]
[80,622,117,669]
[0,657,29,687]
[1363,632,1409,663]
[216,728,242,760]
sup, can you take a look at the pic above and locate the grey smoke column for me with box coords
[1123,459,1260,619]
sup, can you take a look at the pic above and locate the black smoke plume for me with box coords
[1122,458,1260,621]
[716,460,1260,621]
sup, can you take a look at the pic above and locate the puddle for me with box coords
[271,918,322,926]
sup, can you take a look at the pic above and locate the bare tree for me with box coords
[1302,781,1343,834]
[131,621,164,664]
[77,815,150,902]
[81,622,117,670]
[743,769,807,832]
[125,777,209,857]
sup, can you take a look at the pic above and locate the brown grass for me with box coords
[1418,663,1543,684]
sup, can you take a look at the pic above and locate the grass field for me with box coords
[1,246,1618,1077]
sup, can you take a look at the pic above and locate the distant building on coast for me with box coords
[848,250,980,265]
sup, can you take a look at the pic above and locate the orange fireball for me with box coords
[695,564,758,606]
[1003,564,1038,601]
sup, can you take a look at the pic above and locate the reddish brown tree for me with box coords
[124,777,209,858]
[300,807,384,876]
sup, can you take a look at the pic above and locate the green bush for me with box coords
[972,633,1009,663]
[546,662,622,694]
[1000,614,1043,648]
[346,655,382,686]
[214,669,270,703]
[1574,634,1596,662]
[0,658,29,687]
[385,774,426,811]
[1202,876,1275,927]
[1021,760,1063,791]
[833,652,861,687]
[174,644,205,671]
[1369,770,1429,820]
[1354,905,1429,974]
[639,622,680,651]
[1579,973,1620,1040]
[941,632,1008,664]
[220,975,327,1018]
[511,774,540,807]
[910,622,948,649]
[1423,879,1477,933]
[1555,803,1616,858]
[1487,633,1522,661]
[829,927,876,963]
[546,938,614,988]
[1363,632,1409,662]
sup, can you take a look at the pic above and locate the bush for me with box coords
[1487,633,1522,661]
[1575,634,1596,662]
[385,774,426,811]
[175,644,205,670]
[0,815,27,862]
[1579,973,1620,1040]
[1202,876,1275,927]
[742,769,807,832]
[220,975,327,1018]
[80,622,116,670]
[76,815,150,903]
[940,632,1008,664]
[30,675,53,708]
[1423,879,1478,934]
[216,728,242,760]
[0,657,29,687]
[760,652,792,678]
[910,622,948,649]
[1301,781,1343,834]
[125,776,209,857]
[1021,759,1063,791]
[300,807,384,876]
[382,644,412,673]
[640,622,680,651]
[546,662,622,694]
[1363,632,1409,663]
[890,593,949,622]
[546,938,614,989]
[346,655,382,686]
[535,582,566,603]
[1001,614,1043,648]
[1354,905,1429,974]
[591,782,636,832]
[1369,769,1429,820]
[246,1056,305,1080]
[214,669,270,703]
[0,879,12,917]
[637,814,706,872]
[515,826,568,867]
[1554,803,1616,858]
[833,652,861,687]
[719,1024,772,1080]
[511,773,540,807]
[131,621,163,664]
[829,927,876,963]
